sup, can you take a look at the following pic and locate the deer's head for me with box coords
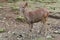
[20,2,28,13]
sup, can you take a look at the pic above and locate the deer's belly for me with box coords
[28,18,41,23]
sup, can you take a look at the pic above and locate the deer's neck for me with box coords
[22,8,28,21]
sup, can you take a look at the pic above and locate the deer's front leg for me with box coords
[29,23,33,32]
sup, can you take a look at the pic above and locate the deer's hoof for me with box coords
[29,29,32,32]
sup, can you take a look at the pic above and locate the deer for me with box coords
[19,2,49,36]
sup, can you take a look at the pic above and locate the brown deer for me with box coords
[20,2,49,36]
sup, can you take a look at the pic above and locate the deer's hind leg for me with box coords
[40,17,48,36]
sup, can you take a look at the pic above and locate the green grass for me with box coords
[0,3,4,7]
[37,37,45,40]
[37,37,53,40]
[16,16,25,22]
[10,6,19,11]
[8,0,20,3]
[0,28,5,33]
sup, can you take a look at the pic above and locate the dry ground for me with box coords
[0,1,60,40]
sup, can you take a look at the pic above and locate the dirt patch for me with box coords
[0,2,60,40]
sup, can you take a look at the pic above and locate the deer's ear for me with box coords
[25,2,28,7]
